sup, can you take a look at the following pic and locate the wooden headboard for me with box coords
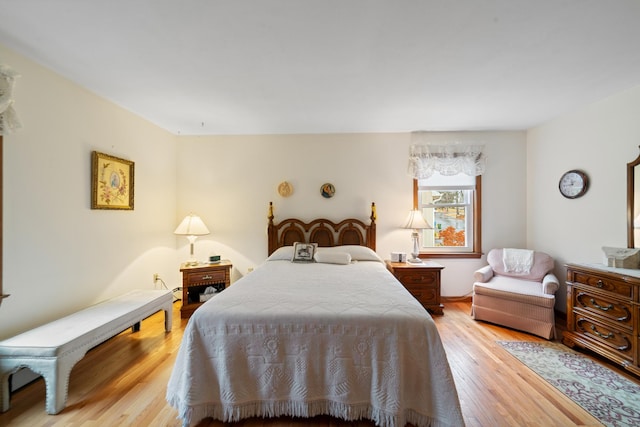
[267,202,377,256]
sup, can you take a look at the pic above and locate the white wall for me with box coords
[527,85,640,312]
[0,42,532,340]
[0,45,180,338]
[176,131,527,297]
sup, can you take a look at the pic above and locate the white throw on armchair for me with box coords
[471,248,559,339]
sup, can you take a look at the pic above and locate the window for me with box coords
[413,173,482,259]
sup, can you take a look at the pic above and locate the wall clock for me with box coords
[559,169,589,199]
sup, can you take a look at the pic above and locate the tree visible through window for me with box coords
[413,172,482,258]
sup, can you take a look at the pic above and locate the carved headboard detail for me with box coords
[267,202,377,256]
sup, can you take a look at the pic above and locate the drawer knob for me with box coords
[589,298,613,312]
[596,280,604,288]
[589,324,613,339]
[202,275,213,280]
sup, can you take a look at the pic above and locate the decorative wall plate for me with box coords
[278,181,293,197]
[321,183,335,198]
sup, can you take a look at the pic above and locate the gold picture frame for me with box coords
[91,151,134,210]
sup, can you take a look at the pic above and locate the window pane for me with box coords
[413,174,482,258]
[419,190,470,249]
[432,205,467,247]
[430,189,467,206]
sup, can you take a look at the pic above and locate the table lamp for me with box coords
[174,213,210,266]
[404,209,432,264]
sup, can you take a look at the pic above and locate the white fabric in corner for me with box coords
[502,248,534,274]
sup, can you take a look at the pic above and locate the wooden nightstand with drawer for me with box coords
[180,261,232,318]
[386,260,445,315]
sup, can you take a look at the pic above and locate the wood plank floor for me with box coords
[1,299,633,427]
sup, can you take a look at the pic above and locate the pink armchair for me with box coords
[472,248,559,339]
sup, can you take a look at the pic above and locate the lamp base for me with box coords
[409,231,423,265]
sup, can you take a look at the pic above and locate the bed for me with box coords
[166,203,464,427]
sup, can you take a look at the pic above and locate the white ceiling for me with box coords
[1,0,639,135]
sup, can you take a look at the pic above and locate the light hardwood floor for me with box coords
[1,299,633,427]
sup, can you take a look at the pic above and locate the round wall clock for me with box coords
[559,170,589,199]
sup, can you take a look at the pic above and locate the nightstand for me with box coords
[386,260,444,315]
[180,261,232,318]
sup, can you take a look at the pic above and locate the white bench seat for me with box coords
[0,289,172,414]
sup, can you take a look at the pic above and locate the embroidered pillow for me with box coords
[291,242,317,262]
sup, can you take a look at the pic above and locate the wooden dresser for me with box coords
[385,260,444,315]
[563,263,640,376]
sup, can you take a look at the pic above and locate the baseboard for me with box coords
[442,296,472,303]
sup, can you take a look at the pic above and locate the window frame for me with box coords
[0,136,5,305]
[413,176,482,259]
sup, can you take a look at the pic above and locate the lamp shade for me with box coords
[174,213,210,236]
[403,209,432,230]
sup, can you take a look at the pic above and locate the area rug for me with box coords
[498,341,640,427]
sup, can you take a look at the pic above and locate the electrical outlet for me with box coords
[153,273,159,283]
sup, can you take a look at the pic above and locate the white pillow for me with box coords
[268,245,381,263]
[314,251,352,265]
[266,246,294,261]
[316,245,382,262]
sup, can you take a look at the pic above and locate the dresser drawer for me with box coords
[572,315,634,362]
[185,269,226,286]
[573,288,634,329]
[405,286,438,304]
[570,271,632,298]
[393,270,438,286]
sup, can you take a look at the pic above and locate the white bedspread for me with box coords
[166,259,464,427]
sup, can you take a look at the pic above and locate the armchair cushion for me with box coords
[473,276,555,308]
[487,248,554,282]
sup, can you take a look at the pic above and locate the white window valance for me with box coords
[0,64,21,135]
[408,137,486,179]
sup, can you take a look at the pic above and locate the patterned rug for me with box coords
[497,341,640,427]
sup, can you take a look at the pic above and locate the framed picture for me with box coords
[91,151,135,210]
[292,242,317,262]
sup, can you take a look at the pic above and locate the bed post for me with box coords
[369,202,377,251]
[268,202,276,256]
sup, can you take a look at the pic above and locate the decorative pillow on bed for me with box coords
[292,242,318,262]
[317,245,383,262]
[313,251,352,265]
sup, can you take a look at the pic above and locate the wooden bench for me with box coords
[0,289,172,414]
